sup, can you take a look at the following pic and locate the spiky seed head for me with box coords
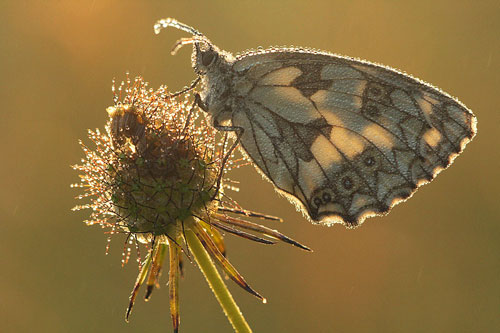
[72,76,220,240]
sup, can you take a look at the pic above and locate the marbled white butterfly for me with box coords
[154,18,477,228]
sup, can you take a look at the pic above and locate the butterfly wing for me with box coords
[230,49,476,227]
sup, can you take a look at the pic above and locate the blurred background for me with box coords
[1,1,499,332]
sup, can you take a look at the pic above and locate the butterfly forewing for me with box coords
[154,18,476,228]
[230,49,476,227]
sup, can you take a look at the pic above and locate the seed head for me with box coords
[72,75,310,332]
[72,76,219,240]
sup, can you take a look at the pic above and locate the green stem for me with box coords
[185,228,252,333]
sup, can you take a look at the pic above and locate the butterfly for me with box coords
[154,18,477,228]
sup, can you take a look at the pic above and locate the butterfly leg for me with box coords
[168,77,200,98]
[179,93,202,138]
[212,118,244,200]
[194,93,208,111]
[192,93,244,199]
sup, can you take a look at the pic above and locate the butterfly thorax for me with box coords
[196,48,238,126]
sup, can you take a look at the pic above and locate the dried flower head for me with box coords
[72,75,310,332]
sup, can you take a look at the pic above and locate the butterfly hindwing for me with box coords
[231,49,476,227]
[153,18,476,227]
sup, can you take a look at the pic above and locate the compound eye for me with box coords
[201,49,217,66]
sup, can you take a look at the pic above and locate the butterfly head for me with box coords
[154,18,228,76]
[190,38,222,75]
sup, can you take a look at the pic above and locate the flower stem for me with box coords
[185,228,252,333]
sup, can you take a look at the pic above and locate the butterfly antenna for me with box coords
[154,18,203,37]
[155,18,212,58]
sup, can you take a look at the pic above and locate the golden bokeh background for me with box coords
[1,1,499,332]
